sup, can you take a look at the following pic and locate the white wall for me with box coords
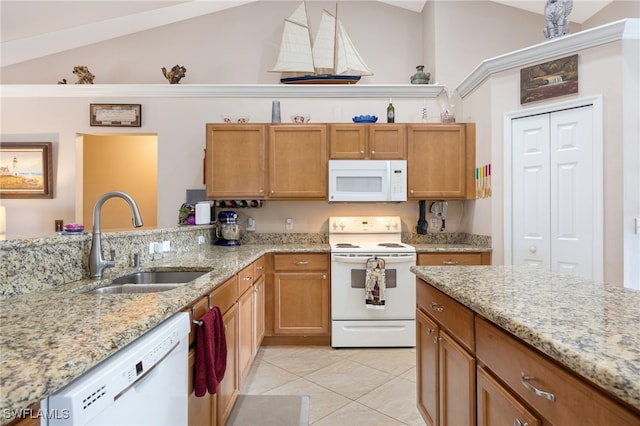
[1,1,635,243]
[461,32,639,287]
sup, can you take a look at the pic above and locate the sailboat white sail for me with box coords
[271,1,373,84]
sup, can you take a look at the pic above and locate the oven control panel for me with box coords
[330,216,401,234]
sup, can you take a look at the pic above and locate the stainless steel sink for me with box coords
[90,283,186,294]
[111,270,209,285]
[86,269,211,294]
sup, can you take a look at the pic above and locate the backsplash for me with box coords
[0,228,490,298]
[0,226,215,299]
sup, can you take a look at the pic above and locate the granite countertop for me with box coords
[0,243,326,424]
[411,265,640,411]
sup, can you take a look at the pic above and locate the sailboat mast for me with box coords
[332,3,338,74]
[304,0,316,72]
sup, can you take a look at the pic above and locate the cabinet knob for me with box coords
[410,189,414,194]
[529,245,537,253]
[259,189,264,194]
[322,274,327,280]
[244,276,252,281]
[514,419,529,426]
[371,150,376,155]
[434,336,442,344]
[426,327,434,335]
[360,150,365,154]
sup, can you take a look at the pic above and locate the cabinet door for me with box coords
[268,125,327,199]
[237,287,253,384]
[417,309,439,426]
[368,124,406,159]
[329,124,367,159]
[188,349,216,426]
[253,274,265,352]
[477,366,540,426]
[439,330,475,426]
[407,124,475,199]
[217,303,238,426]
[205,124,267,199]
[273,272,330,335]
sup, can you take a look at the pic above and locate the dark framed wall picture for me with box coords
[0,142,53,198]
[90,103,142,127]
[520,54,579,104]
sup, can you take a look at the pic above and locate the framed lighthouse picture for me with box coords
[0,142,53,198]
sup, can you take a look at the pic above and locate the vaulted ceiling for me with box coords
[0,0,613,67]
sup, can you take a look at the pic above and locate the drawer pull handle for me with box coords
[514,420,529,426]
[431,302,444,312]
[295,260,310,265]
[244,276,252,281]
[442,260,458,265]
[521,372,555,402]
[256,266,264,270]
[426,327,434,335]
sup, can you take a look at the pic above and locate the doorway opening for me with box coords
[78,134,158,231]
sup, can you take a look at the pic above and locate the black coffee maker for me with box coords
[215,210,241,246]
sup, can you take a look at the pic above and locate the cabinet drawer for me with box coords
[238,263,255,294]
[416,279,474,352]
[418,252,485,266]
[476,317,640,426]
[210,275,239,314]
[254,256,265,279]
[273,253,329,271]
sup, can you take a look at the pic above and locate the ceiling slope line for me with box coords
[0,0,257,68]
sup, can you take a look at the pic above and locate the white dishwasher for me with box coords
[41,312,190,426]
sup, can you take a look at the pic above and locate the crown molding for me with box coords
[457,19,639,99]
[0,83,445,99]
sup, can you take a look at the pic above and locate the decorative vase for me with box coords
[410,65,430,84]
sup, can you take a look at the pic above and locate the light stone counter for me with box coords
[0,243,327,425]
[411,265,640,411]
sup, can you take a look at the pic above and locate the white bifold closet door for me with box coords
[512,105,596,279]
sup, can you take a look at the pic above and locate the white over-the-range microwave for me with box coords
[328,160,407,202]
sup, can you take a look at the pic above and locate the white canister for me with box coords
[195,201,211,225]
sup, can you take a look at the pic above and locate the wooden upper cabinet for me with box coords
[205,124,267,199]
[407,123,476,199]
[329,124,406,159]
[268,124,327,199]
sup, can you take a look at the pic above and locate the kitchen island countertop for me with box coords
[411,265,640,411]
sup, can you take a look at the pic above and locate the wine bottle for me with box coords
[387,98,395,123]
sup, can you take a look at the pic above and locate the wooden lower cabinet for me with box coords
[216,303,239,426]
[438,330,476,426]
[416,301,475,426]
[476,317,640,426]
[265,253,331,344]
[273,272,329,335]
[417,278,640,426]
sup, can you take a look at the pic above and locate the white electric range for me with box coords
[329,216,416,348]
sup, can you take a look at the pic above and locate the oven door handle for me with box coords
[332,255,415,264]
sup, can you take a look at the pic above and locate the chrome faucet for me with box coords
[89,191,143,279]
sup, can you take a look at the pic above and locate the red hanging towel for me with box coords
[194,306,227,397]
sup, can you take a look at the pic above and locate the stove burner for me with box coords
[377,243,405,248]
[335,243,360,248]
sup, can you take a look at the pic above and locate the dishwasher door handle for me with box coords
[113,340,180,402]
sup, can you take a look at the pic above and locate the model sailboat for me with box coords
[271,2,373,84]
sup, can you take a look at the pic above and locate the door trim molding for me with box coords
[503,95,604,280]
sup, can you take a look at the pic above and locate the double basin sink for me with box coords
[87,269,211,294]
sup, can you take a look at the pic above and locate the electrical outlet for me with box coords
[285,217,293,231]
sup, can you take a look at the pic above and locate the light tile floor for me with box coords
[240,346,427,425]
